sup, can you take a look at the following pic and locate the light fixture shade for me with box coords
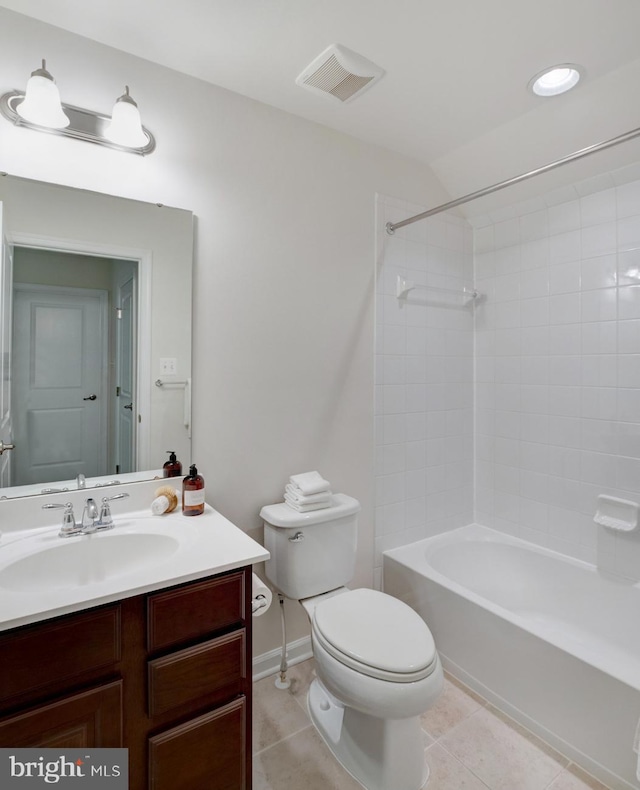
[104,86,148,148]
[16,60,70,129]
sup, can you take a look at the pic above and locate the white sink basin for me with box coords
[0,483,270,633]
[0,531,180,592]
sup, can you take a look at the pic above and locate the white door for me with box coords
[12,284,108,486]
[115,276,136,474]
[0,204,14,486]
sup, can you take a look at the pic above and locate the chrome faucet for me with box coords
[81,497,99,532]
[43,493,130,538]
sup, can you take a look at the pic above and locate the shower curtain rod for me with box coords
[385,124,640,235]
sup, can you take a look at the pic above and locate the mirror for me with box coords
[0,175,193,498]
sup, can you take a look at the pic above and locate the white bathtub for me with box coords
[383,524,640,790]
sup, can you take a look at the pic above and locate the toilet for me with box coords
[260,493,443,790]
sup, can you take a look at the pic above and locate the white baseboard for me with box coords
[252,636,313,682]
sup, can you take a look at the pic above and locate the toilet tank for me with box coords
[260,494,360,600]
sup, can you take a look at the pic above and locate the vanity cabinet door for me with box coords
[0,680,123,748]
[148,696,246,790]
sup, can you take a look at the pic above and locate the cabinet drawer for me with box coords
[0,680,123,748]
[149,697,246,790]
[147,571,245,653]
[148,629,245,719]
[0,606,121,705]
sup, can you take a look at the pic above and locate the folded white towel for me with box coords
[289,471,330,496]
[284,494,331,512]
[285,483,332,505]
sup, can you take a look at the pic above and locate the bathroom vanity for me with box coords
[0,482,269,790]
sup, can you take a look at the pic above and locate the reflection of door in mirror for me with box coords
[10,247,136,487]
[0,203,14,487]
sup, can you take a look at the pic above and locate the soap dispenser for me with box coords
[182,464,205,516]
[163,451,182,478]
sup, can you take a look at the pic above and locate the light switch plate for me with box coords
[159,358,177,375]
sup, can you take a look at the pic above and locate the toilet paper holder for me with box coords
[250,572,273,617]
[252,594,269,614]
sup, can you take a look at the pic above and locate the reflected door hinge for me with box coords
[116,386,121,396]
[115,307,122,320]
[116,464,120,473]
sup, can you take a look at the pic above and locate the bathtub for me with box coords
[383,524,640,790]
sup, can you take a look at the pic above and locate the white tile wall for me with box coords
[475,175,640,578]
[374,196,474,582]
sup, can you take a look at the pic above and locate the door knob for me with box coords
[124,403,133,410]
[0,441,15,455]
[83,394,97,401]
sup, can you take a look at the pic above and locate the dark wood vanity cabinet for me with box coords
[0,566,253,790]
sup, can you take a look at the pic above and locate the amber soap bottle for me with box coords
[182,464,205,516]
[163,450,182,478]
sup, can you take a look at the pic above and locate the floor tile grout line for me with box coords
[482,702,572,769]
[544,761,613,790]
[292,690,311,717]
[435,706,571,790]
[425,740,495,790]
[424,699,488,744]
[253,721,314,758]
[537,761,568,790]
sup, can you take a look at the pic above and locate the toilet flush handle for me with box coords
[289,531,305,543]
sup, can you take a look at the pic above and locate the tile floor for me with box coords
[252,659,610,790]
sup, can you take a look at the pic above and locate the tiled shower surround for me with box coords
[374,195,475,585]
[375,171,640,583]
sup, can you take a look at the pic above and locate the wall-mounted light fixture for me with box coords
[0,60,155,155]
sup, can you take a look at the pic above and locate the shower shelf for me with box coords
[396,275,479,301]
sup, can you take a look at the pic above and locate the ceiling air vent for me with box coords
[296,44,385,103]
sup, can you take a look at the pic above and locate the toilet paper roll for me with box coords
[251,573,273,617]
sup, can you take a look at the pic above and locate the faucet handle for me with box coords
[42,502,77,536]
[98,492,130,528]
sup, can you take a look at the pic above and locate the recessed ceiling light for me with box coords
[528,64,583,97]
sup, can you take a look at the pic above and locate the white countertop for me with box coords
[0,496,269,632]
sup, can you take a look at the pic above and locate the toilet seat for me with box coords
[312,588,438,683]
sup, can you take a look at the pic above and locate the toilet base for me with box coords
[308,678,429,790]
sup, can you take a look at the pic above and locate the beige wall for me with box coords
[0,7,452,655]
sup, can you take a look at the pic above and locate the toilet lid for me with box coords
[312,588,437,681]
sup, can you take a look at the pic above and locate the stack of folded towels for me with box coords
[284,471,332,512]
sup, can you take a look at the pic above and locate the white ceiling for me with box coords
[3,0,640,215]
